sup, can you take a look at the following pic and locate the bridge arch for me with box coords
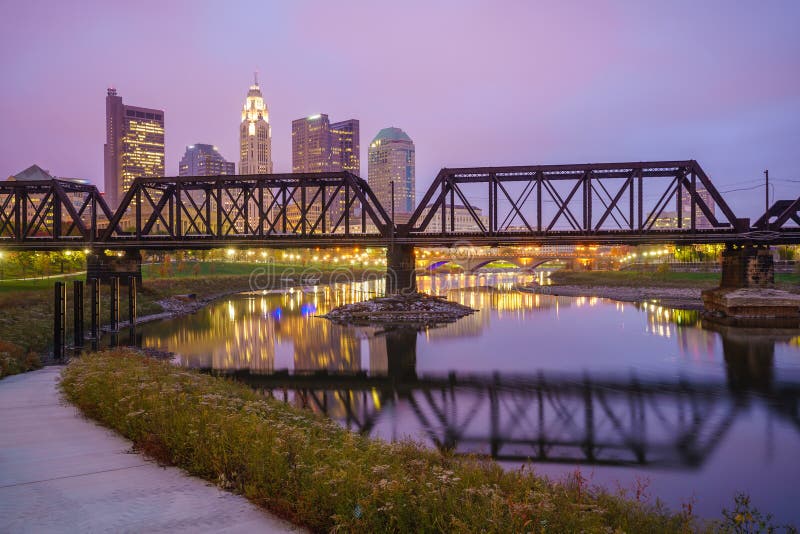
[423,256,566,273]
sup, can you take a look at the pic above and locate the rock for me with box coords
[320,292,477,328]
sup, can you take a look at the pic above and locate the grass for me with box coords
[549,270,800,290]
[0,340,41,379]
[0,273,254,356]
[60,351,793,533]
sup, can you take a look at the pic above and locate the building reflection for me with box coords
[138,275,799,467]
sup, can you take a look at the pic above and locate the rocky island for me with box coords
[320,292,476,327]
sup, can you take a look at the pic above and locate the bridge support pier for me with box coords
[719,244,774,289]
[703,244,800,321]
[86,250,142,285]
[386,244,416,295]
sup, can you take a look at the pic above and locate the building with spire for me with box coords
[179,144,235,176]
[103,88,165,209]
[368,127,415,217]
[239,73,272,175]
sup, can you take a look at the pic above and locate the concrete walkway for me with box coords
[0,367,302,533]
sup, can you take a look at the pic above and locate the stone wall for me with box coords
[720,245,774,289]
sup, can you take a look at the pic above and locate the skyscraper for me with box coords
[291,114,360,174]
[179,144,235,176]
[368,127,415,216]
[291,115,360,230]
[680,187,716,229]
[104,88,165,209]
[330,119,360,175]
[239,73,272,175]
[292,114,332,173]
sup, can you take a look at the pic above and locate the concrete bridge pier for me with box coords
[386,244,416,295]
[86,250,142,285]
[703,244,800,321]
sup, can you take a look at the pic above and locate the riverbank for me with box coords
[525,270,800,310]
[0,365,300,532]
[0,266,377,374]
[59,350,775,533]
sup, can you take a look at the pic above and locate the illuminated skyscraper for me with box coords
[103,88,165,209]
[680,187,716,229]
[368,127,415,215]
[239,73,272,175]
[330,119,360,175]
[291,115,360,228]
[179,144,235,176]
[291,114,360,174]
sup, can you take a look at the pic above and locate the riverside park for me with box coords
[2,2,800,533]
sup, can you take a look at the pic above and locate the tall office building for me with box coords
[179,144,235,176]
[104,88,165,209]
[239,73,272,175]
[680,187,716,229]
[368,127,415,216]
[291,114,360,174]
[291,114,360,230]
[330,119,360,175]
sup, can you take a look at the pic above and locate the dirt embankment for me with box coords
[522,285,704,310]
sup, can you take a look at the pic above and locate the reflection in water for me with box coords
[135,272,800,521]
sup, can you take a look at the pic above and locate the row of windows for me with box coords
[125,109,163,121]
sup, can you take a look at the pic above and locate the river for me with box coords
[131,272,800,524]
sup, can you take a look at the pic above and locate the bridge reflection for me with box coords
[198,324,798,470]
[215,360,798,468]
[136,278,799,469]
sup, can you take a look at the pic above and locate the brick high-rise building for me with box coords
[239,73,273,175]
[103,88,165,209]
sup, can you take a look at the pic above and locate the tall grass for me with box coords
[58,350,787,533]
[0,340,41,378]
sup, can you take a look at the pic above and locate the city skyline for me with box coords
[1,2,798,219]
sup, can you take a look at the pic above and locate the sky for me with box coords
[0,0,798,219]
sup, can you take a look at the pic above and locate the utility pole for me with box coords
[764,169,769,217]
[390,181,395,248]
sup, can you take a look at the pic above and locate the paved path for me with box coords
[0,367,302,533]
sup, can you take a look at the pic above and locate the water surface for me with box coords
[135,273,800,524]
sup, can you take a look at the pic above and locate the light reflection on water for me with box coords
[135,272,800,523]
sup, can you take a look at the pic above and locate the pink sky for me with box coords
[1,0,798,218]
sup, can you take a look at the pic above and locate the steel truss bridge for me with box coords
[1,160,799,251]
[207,369,800,469]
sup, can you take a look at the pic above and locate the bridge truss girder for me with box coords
[0,179,112,245]
[402,160,742,239]
[101,172,392,245]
